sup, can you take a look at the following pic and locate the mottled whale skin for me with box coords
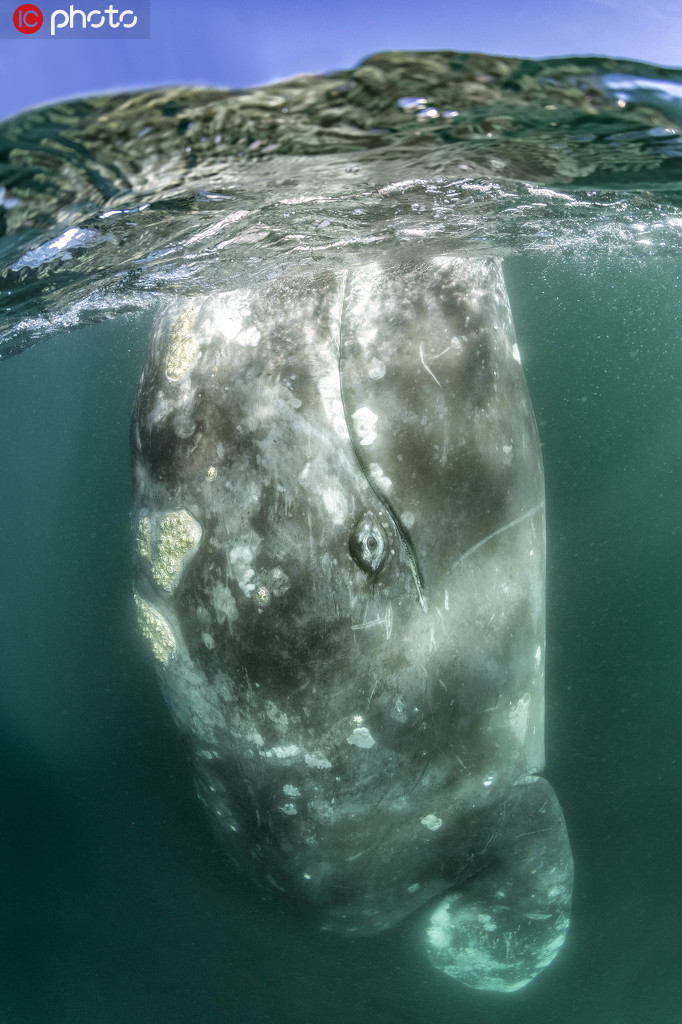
[131,257,573,992]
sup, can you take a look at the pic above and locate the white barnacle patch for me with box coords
[421,813,443,831]
[151,509,202,591]
[133,590,176,665]
[347,727,376,749]
[351,406,378,446]
[502,444,513,465]
[512,342,522,364]
[165,304,198,382]
[283,784,300,798]
[368,463,393,494]
[535,645,542,664]
[509,693,531,744]
[407,883,421,894]
[280,803,297,816]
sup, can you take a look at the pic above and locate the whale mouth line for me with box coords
[448,502,545,576]
[337,269,427,611]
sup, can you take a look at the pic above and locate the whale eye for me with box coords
[349,512,388,575]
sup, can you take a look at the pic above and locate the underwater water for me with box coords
[0,51,681,1023]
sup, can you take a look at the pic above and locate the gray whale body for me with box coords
[131,256,573,992]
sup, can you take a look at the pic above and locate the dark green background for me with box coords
[0,251,680,1023]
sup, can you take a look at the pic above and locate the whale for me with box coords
[130,256,573,992]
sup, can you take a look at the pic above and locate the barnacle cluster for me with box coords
[150,509,202,591]
[165,305,198,382]
[133,590,176,665]
[137,515,151,563]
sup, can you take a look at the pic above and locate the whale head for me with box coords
[131,257,545,933]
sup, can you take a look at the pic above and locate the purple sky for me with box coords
[0,0,680,123]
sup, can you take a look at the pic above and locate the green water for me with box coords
[1,248,679,1023]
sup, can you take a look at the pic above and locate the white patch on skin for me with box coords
[246,730,264,747]
[265,701,289,730]
[351,407,378,446]
[202,632,215,650]
[212,580,238,626]
[271,745,300,759]
[281,389,302,410]
[317,368,348,438]
[270,566,290,596]
[216,292,261,347]
[283,785,300,797]
[280,803,297,816]
[535,645,542,664]
[512,342,522,364]
[426,901,453,948]
[502,444,513,464]
[421,813,443,831]
[321,485,348,524]
[304,752,332,769]
[408,883,421,894]
[478,913,497,932]
[509,694,531,744]
[368,358,386,380]
[310,799,335,823]
[347,727,376,749]
[229,544,257,595]
[368,463,393,493]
